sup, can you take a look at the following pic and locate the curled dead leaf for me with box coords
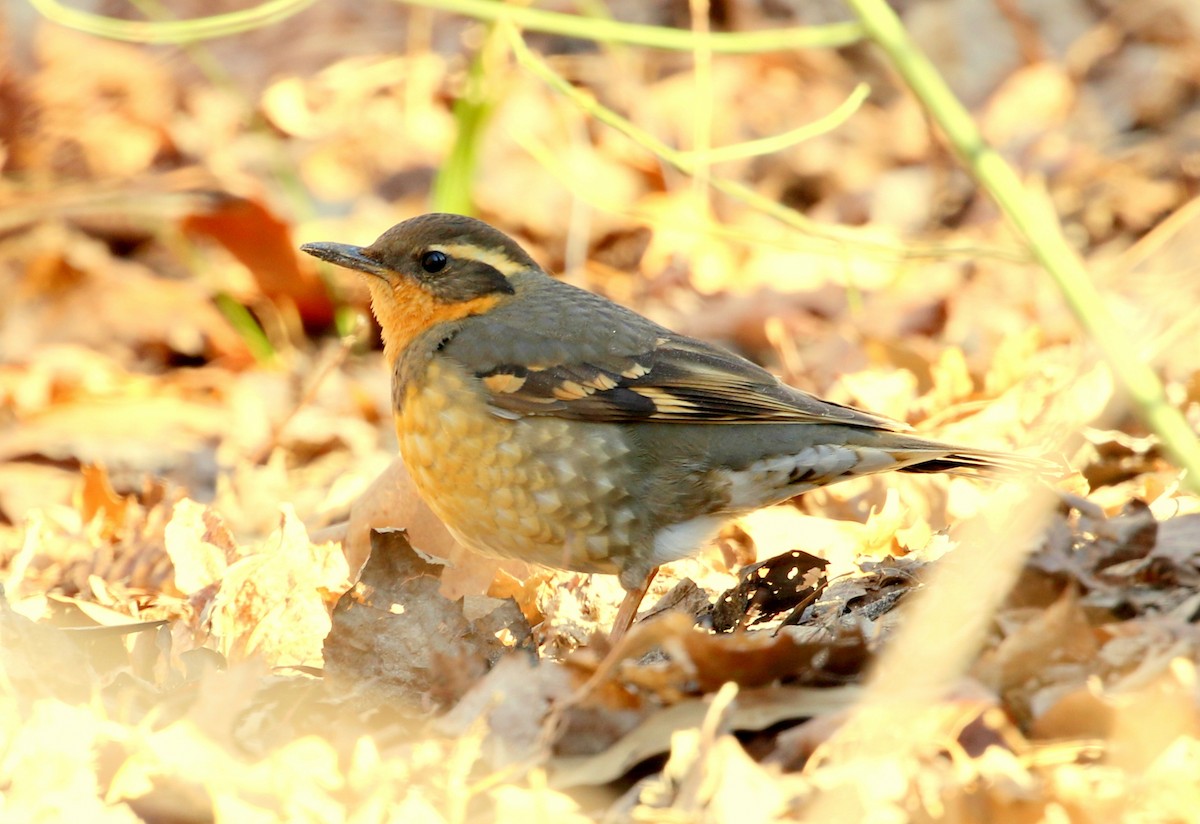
[323,528,531,709]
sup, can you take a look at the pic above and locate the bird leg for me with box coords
[610,566,658,643]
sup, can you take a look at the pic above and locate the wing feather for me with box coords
[473,333,908,432]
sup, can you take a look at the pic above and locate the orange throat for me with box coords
[366,277,503,366]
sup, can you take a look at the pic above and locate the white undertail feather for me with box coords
[648,515,728,572]
[720,442,1053,511]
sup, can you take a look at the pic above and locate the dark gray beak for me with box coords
[300,242,392,280]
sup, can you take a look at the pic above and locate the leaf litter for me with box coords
[2,0,1200,820]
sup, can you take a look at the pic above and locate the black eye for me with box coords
[420,250,448,273]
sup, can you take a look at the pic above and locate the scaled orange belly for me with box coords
[395,358,638,575]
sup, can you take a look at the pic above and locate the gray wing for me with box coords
[442,274,907,431]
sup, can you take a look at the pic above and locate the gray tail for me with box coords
[897,447,1060,481]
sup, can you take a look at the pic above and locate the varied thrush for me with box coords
[302,214,1051,637]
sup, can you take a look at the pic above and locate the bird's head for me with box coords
[302,213,535,362]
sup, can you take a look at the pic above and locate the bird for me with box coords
[301,213,1053,640]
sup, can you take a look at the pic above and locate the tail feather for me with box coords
[897,447,1061,480]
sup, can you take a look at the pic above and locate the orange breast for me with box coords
[395,357,640,575]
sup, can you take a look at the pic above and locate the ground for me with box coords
[2,0,1200,821]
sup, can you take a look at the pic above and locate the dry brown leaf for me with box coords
[686,625,870,691]
[579,611,869,699]
[0,345,129,416]
[637,192,740,294]
[490,783,592,824]
[76,464,133,543]
[638,729,787,822]
[27,26,173,178]
[1,599,94,705]
[47,593,154,628]
[0,230,247,366]
[487,568,551,628]
[1029,686,1114,740]
[830,367,920,424]
[983,327,1044,398]
[0,461,80,523]
[163,498,240,596]
[208,506,348,669]
[1108,660,1200,773]
[549,684,862,790]
[1,701,142,823]
[438,653,573,771]
[858,487,908,557]
[711,549,828,632]
[0,393,225,474]
[922,346,974,413]
[182,196,335,329]
[324,528,530,708]
[975,586,1099,724]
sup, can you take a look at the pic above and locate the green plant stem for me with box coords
[28,0,315,43]
[214,294,275,363]
[400,0,863,53]
[507,26,1022,265]
[432,27,503,214]
[844,0,1200,492]
[31,0,862,50]
[678,83,870,165]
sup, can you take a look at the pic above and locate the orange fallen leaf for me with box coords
[183,196,335,330]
